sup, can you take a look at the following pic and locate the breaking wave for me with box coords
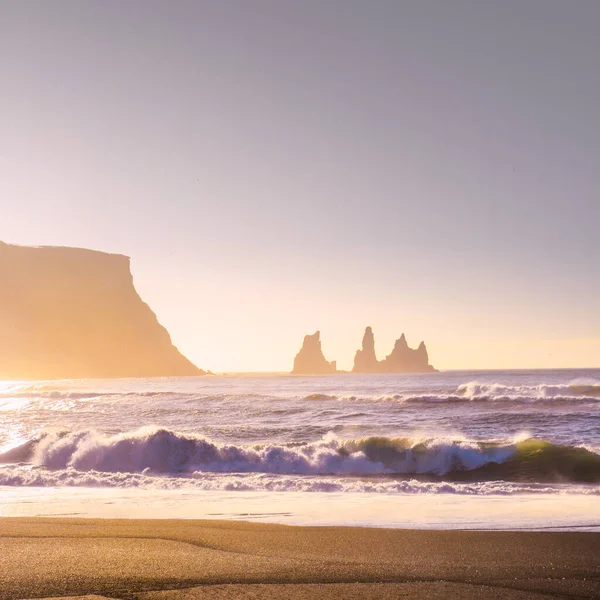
[455,381,600,401]
[0,466,598,495]
[328,381,600,404]
[1,427,599,484]
[2,379,599,406]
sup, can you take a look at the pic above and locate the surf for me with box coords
[2,427,599,484]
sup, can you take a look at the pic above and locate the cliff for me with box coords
[292,331,336,374]
[0,242,204,379]
[353,327,436,373]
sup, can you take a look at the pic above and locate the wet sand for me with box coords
[0,518,598,599]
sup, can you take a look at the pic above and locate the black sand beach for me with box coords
[0,518,598,599]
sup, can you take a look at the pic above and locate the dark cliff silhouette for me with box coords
[353,326,435,373]
[292,331,336,374]
[0,242,204,379]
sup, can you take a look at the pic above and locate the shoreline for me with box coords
[0,517,598,599]
[1,486,599,532]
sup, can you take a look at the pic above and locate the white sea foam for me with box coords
[456,381,600,401]
[1,372,598,505]
[331,381,600,404]
[22,427,522,476]
[1,380,598,405]
[0,465,598,496]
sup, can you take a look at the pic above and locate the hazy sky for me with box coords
[1,1,599,372]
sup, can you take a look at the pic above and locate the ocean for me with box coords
[1,369,599,530]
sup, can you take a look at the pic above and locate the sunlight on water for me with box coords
[0,487,598,531]
[0,370,598,528]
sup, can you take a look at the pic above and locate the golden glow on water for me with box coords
[0,488,598,530]
[0,427,28,455]
[0,397,31,412]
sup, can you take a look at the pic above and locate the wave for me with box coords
[456,381,600,400]
[1,466,598,495]
[1,428,599,483]
[0,389,170,401]
[2,379,599,405]
[304,393,337,401]
[333,381,600,404]
[301,381,600,404]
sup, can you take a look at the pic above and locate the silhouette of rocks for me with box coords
[353,326,379,373]
[353,327,435,373]
[292,331,336,374]
[0,242,204,379]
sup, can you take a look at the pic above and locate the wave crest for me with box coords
[456,380,600,401]
[1,427,597,483]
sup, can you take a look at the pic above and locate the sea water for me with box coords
[0,370,599,529]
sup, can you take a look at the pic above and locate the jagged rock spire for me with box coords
[292,331,336,374]
[353,327,435,373]
[353,326,379,373]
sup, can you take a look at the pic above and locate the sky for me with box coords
[1,0,599,372]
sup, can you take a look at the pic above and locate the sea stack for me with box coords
[379,334,436,373]
[0,242,205,379]
[353,327,436,373]
[292,331,336,374]
[353,326,379,373]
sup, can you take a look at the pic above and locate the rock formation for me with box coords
[353,326,379,373]
[379,334,435,373]
[292,331,336,374]
[353,327,435,373]
[0,242,204,379]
